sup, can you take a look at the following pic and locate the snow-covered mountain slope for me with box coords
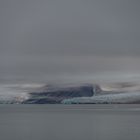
[62,92,140,104]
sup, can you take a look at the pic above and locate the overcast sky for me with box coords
[0,0,140,84]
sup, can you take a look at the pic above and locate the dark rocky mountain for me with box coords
[23,84,101,104]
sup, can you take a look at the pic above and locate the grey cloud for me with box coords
[0,0,140,84]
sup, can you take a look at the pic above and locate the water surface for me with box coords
[0,105,140,140]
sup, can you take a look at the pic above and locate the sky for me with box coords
[0,0,140,84]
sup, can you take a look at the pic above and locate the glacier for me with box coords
[62,92,140,104]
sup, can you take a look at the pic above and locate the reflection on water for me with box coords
[0,105,140,140]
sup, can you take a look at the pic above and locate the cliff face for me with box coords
[23,84,101,104]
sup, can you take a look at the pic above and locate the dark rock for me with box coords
[23,84,101,104]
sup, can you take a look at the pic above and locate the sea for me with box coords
[0,104,140,140]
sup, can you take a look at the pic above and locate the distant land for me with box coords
[0,82,140,104]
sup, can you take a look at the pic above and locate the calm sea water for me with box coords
[0,105,140,140]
